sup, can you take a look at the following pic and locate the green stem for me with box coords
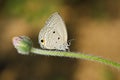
[31,47,120,69]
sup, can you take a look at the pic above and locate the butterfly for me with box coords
[38,12,69,51]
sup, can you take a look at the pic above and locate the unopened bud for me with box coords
[12,36,32,55]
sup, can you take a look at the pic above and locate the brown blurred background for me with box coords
[0,0,120,80]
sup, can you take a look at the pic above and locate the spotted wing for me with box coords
[38,12,68,50]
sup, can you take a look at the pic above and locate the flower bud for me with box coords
[12,36,32,55]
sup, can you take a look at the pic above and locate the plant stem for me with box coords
[31,47,120,69]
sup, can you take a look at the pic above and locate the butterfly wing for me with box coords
[45,12,67,41]
[38,12,68,50]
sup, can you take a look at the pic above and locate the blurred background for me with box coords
[0,0,120,80]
